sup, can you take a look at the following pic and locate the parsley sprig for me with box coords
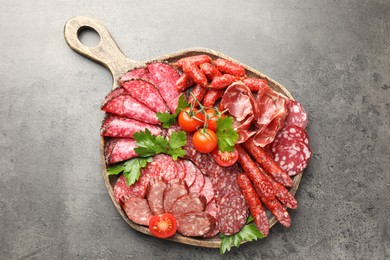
[157,95,190,128]
[107,157,152,186]
[216,116,239,152]
[219,216,264,254]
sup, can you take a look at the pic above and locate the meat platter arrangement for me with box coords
[64,17,311,253]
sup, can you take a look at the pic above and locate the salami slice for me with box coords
[175,160,186,181]
[105,138,137,164]
[119,67,155,84]
[170,193,207,217]
[101,114,162,138]
[284,100,308,129]
[152,154,178,182]
[101,91,160,125]
[163,179,188,213]
[219,191,249,235]
[182,160,197,187]
[189,166,205,193]
[272,139,312,176]
[273,124,309,146]
[176,212,216,237]
[146,177,167,215]
[123,197,153,226]
[215,172,241,199]
[199,176,215,205]
[147,62,181,113]
[202,198,220,238]
[121,79,169,113]
[114,175,136,204]
[101,87,126,108]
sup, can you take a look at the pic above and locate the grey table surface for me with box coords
[1,0,389,259]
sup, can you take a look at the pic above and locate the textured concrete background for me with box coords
[0,0,389,259]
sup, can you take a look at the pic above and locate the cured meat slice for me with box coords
[284,100,308,129]
[114,175,135,204]
[243,138,293,187]
[123,197,153,226]
[105,138,137,164]
[202,199,220,238]
[119,67,155,84]
[101,91,160,125]
[273,125,309,146]
[182,160,197,187]
[121,79,169,113]
[101,114,162,138]
[170,193,207,217]
[199,176,215,204]
[176,212,216,237]
[215,171,241,199]
[174,160,186,181]
[101,87,126,108]
[146,177,167,215]
[163,179,188,213]
[219,191,249,235]
[188,166,205,193]
[272,139,312,176]
[220,82,258,143]
[152,154,178,182]
[147,62,181,113]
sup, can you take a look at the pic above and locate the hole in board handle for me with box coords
[77,26,101,47]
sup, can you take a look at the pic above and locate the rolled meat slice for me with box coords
[121,79,169,113]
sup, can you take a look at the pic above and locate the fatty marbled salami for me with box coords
[284,100,308,129]
[176,212,215,237]
[219,191,248,235]
[123,197,153,226]
[170,193,207,217]
[121,79,169,113]
[163,179,188,213]
[146,177,167,215]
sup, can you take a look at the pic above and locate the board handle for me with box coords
[64,16,140,87]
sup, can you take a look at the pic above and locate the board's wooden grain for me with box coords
[64,16,303,249]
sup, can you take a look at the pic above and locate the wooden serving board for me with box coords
[64,16,302,248]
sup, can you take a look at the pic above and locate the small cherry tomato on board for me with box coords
[178,107,204,132]
[192,128,218,153]
[205,109,224,132]
[149,213,177,238]
[211,148,239,167]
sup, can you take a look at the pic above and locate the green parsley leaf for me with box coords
[133,129,168,157]
[122,157,152,186]
[106,157,152,186]
[219,216,264,254]
[107,164,125,176]
[133,129,187,160]
[216,116,239,152]
[157,95,190,128]
[156,112,177,128]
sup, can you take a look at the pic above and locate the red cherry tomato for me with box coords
[178,107,204,132]
[205,109,224,132]
[211,148,239,167]
[149,213,177,238]
[192,128,218,153]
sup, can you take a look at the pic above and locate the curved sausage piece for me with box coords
[237,173,269,236]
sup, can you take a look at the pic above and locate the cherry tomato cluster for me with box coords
[178,106,238,167]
